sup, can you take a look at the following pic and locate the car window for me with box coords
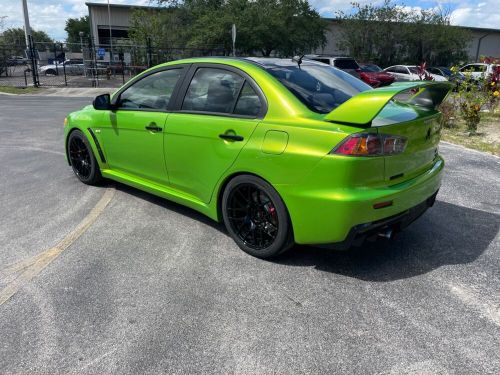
[313,58,331,65]
[385,67,396,73]
[462,64,485,72]
[393,66,406,74]
[182,68,244,113]
[408,67,419,74]
[428,68,439,75]
[118,69,182,110]
[333,59,360,70]
[440,68,452,76]
[264,63,370,114]
[233,82,261,116]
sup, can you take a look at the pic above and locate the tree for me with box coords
[336,0,470,67]
[0,27,54,52]
[129,0,327,57]
[64,16,90,51]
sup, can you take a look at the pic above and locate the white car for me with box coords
[384,65,448,82]
[459,63,499,81]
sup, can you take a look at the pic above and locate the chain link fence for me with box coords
[0,38,225,89]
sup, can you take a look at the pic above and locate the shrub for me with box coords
[438,100,457,128]
[452,66,487,134]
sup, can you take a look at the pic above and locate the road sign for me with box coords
[97,48,105,58]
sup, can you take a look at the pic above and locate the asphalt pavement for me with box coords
[0,94,499,374]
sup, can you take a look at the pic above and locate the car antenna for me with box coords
[292,54,305,69]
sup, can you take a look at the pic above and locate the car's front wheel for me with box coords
[222,175,294,258]
[67,130,102,185]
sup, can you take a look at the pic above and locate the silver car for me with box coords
[39,59,84,75]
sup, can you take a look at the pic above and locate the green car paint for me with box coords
[65,57,451,247]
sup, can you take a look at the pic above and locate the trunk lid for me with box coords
[324,81,452,183]
[373,102,441,182]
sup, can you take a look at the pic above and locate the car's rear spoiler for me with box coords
[324,81,453,126]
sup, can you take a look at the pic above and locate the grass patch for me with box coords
[442,111,499,155]
[0,86,42,94]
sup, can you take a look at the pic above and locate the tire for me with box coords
[222,175,294,259]
[45,69,56,76]
[67,130,102,185]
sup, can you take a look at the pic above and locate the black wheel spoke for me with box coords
[69,136,92,180]
[226,183,279,250]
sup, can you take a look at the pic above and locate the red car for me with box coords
[359,63,395,87]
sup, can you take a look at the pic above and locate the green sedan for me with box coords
[64,57,451,258]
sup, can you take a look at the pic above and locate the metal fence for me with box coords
[0,38,225,88]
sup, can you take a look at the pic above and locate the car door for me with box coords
[387,66,406,81]
[96,66,187,185]
[63,61,74,74]
[164,65,265,203]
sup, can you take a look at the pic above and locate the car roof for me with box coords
[305,55,355,60]
[151,56,328,69]
[243,57,329,67]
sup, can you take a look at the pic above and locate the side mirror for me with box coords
[93,93,112,110]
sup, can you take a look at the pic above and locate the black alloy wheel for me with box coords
[67,130,102,185]
[222,175,293,258]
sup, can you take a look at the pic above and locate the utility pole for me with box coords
[21,0,38,87]
[231,24,236,57]
[21,0,31,47]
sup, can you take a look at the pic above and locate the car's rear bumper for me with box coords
[278,156,444,245]
[318,190,438,250]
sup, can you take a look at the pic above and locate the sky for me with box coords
[1,0,499,41]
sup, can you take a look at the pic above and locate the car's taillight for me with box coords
[331,133,407,156]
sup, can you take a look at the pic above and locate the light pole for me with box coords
[107,0,113,65]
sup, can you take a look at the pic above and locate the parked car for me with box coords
[39,59,84,75]
[427,67,465,83]
[7,56,28,66]
[64,57,450,258]
[427,67,465,89]
[459,63,499,81]
[359,63,395,87]
[384,65,448,82]
[305,55,361,78]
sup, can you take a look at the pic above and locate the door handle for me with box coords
[219,134,244,141]
[145,122,162,132]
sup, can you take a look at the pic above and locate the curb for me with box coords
[440,141,499,159]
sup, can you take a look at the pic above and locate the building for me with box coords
[318,19,500,62]
[87,2,154,45]
[86,2,500,62]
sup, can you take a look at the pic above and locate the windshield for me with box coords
[264,63,371,114]
[361,64,382,72]
[439,67,452,76]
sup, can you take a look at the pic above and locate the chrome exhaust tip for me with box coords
[377,228,393,239]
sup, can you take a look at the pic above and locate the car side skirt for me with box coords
[100,169,217,220]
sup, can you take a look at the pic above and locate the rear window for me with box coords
[361,64,381,72]
[264,63,371,114]
[334,59,360,70]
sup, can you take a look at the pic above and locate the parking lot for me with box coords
[0,94,499,374]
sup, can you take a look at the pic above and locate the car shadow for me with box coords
[108,182,498,282]
[275,201,499,281]
[112,182,225,232]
